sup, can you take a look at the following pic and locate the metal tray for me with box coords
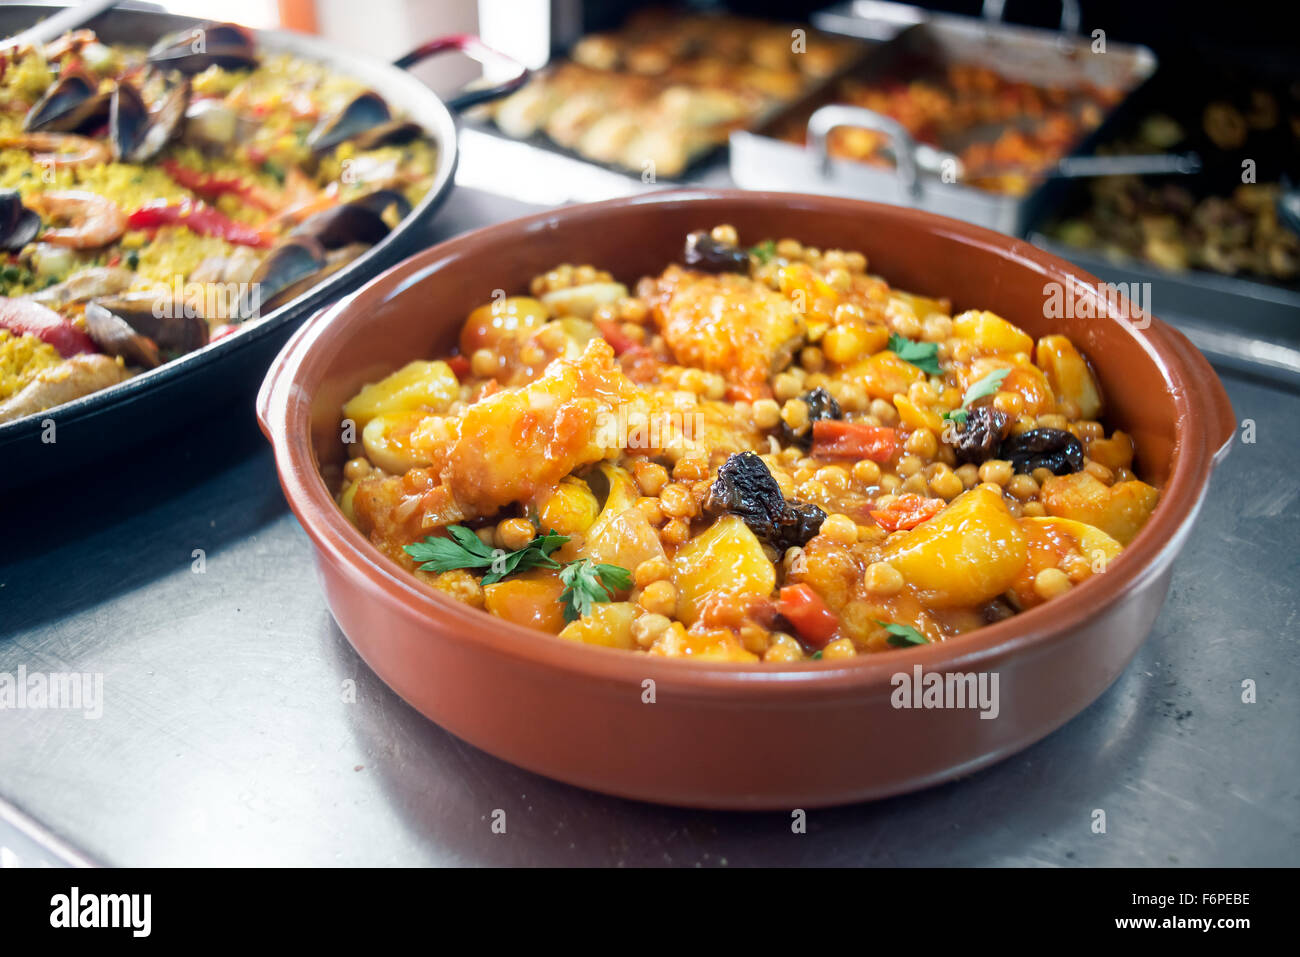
[469,14,875,183]
[1022,48,1300,387]
[730,14,1155,236]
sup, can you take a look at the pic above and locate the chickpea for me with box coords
[672,455,709,482]
[773,372,802,402]
[660,518,691,546]
[955,463,980,489]
[1022,501,1047,517]
[1033,567,1072,601]
[852,459,882,486]
[869,398,898,425]
[635,496,665,526]
[343,457,371,483]
[814,465,850,491]
[659,483,697,519]
[879,473,902,494]
[633,460,669,497]
[470,348,498,378]
[764,642,803,664]
[839,382,867,412]
[618,298,648,323]
[905,428,938,459]
[1037,413,1069,430]
[844,251,867,273]
[921,313,952,342]
[822,637,857,660]
[893,312,921,338]
[825,267,852,292]
[781,398,810,432]
[901,473,929,496]
[833,301,865,324]
[638,579,679,617]
[1085,460,1114,484]
[776,238,803,259]
[864,562,904,596]
[710,224,739,246]
[475,526,496,548]
[634,557,672,588]
[992,391,1024,418]
[820,513,858,545]
[1032,467,1055,485]
[497,517,536,552]
[632,613,671,648]
[978,460,1014,486]
[1007,474,1039,500]
[929,465,964,500]
[897,454,923,477]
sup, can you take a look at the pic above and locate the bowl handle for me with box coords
[392,34,529,113]
[1163,322,1237,468]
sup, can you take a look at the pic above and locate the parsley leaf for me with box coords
[810,650,823,660]
[942,367,1012,424]
[887,332,943,377]
[749,239,777,264]
[558,559,634,622]
[404,525,568,585]
[876,620,930,647]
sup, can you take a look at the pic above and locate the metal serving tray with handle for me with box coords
[0,2,526,490]
[730,12,1156,236]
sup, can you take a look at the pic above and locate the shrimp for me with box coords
[25,191,128,249]
[0,133,111,169]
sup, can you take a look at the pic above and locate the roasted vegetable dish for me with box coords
[488,10,860,178]
[0,23,436,423]
[334,227,1159,662]
[1048,72,1300,283]
[779,64,1123,196]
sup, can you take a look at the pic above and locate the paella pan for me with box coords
[0,4,524,487]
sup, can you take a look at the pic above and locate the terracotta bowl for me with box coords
[257,190,1234,809]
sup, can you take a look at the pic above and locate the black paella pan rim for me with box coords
[0,4,526,485]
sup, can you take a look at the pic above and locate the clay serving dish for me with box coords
[257,190,1234,809]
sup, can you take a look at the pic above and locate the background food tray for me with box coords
[731,15,1155,236]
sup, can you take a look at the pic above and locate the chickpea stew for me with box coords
[333,226,1159,663]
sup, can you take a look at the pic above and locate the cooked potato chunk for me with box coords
[558,601,638,648]
[672,515,776,624]
[1040,472,1159,545]
[1036,335,1103,419]
[952,310,1033,355]
[342,360,459,431]
[884,485,1027,607]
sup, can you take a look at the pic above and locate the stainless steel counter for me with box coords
[1,186,1297,867]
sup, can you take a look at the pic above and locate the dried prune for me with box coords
[1000,427,1085,475]
[703,451,826,550]
[952,405,1011,464]
[778,387,842,449]
[683,230,750,274]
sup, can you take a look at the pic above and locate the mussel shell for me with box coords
[147,22,258,74]
[0,190,42,252]
[351,120,424,151]
[23,71,110,133]
[242,236,327,316]
[111,79,190,163]
[87,293,210,356]
[293,190,411,249]
[308,91,391,154]
[84,301,163,369]
[108,82,149,162]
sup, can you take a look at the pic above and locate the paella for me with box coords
[332,226,1160,663]
[0,22,437,423]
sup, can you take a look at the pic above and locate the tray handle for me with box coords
[982,0,1081,34]
[807,104,922,202]
[392,34,529,113]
